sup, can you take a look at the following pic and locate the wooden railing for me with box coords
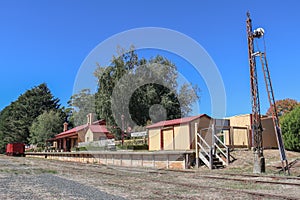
[214,134,230,166]
[196,132,213,169]
[195,122,230,169]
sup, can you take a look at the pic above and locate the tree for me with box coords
[280,106,300,152]
[94,47,199,136]
[29,110,65,147]
[0,83,62,152]
[266,98,299,117]
[67,89,95,126]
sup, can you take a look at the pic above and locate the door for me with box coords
[161,128,174,150]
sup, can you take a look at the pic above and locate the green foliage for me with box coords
[0,83,62,152]
[116,144,148,151]
[94,47,199,135]
[78,146,88,151]
[29,110,65,146]
[280,106,300,151]
[68,89,95,126]
[266,98,299,117]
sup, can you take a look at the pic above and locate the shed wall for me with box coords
[174,124,190,150]
[233,128,249,147]
[148,128,161,151]
[261,117,278,148]
[228,114,251,127]
[227,114,278,148]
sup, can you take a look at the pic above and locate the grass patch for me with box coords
[0,169,20,174]
[0,168,57,175]
[35,168,58,174]
[225,182,272,190]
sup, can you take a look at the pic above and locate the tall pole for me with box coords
[195,123,199,168]
[246,12,265,173]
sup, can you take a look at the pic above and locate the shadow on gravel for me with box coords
[0,173,126,200]
[35,174,126,200]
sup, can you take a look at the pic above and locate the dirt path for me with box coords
[1,152,300,199]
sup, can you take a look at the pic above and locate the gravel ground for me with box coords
[0,156,125,200]
[0,173,124,200]
[0,150,300,200]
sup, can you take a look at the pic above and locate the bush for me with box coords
[78,146,87,151]
[280,106,300,152]
[133,144,148,150]
[116,144,148,151]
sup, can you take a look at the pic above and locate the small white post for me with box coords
[195,123,199,168]
[212,120,216,155]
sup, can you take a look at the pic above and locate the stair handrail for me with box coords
[198,133,210,149]
[214,134,230,165]
[198,141,209,157]
[197,132,213,169]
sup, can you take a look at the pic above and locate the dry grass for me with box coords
[224,149,300,176]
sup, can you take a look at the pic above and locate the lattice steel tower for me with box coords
[246,12,289,174]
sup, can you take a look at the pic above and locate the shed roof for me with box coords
[146,114,210,129]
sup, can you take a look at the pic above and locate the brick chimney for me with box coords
[63,122,68,132]
[87,113,94,125]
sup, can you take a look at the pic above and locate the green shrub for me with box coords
[280,106,300,152]
[78,146,87,151]
[116,144,148,151]
[133,144,148,150]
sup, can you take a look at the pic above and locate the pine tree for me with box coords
[0,83,61,152]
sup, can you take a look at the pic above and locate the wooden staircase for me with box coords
[195,121,230,170]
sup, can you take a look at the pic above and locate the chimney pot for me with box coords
[63,122,68,132]
[87,113,94,125]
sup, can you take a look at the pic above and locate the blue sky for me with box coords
[0,0,299,117]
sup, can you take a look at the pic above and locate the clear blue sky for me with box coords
[0,0,299,117]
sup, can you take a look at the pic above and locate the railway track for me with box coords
[156,179,298,200]
[30,158,300,199]
[165,168,300,179]
[192,174,300,187]
[103,164,300,185]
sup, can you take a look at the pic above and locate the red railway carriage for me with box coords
[6,143,25,156]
